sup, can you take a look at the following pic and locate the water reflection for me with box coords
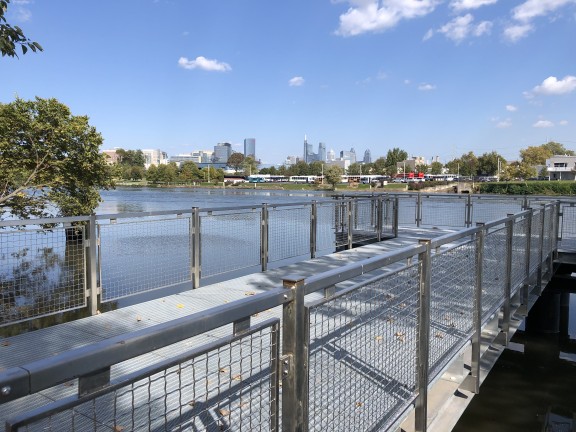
[454,278,576,432]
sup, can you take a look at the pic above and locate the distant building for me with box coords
[546,155,576,180]
[170,150,214,167]
[327,149,336,162]
[363,149,372,164]
[142,149,169,169]
[244,138,256,159]
[326,159,350,171]
[213,142,232,163]
[284,155,298,166]
[101,149,121,165]
[397,156,427,173]
[340,148,356,164]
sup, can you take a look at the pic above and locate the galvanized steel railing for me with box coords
[0,203,559,431]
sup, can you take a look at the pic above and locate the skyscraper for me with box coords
[363,149,372,164]
[244,138,256,159]
[213,142,232,163]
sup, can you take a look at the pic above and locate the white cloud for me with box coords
[533,120,555,128]
[532,75,576,95]
[289,76,305,87]
[450,0,498,12]
[335,0,440,37]
[496,118,512,128]
[512,0,576,22]
[178,56,231,72]
[506,104,518,111]
[437,14,492,43]
[559,120,569,125]
[9,0,32,22]
[418,83,436,91]
[503,23,533,42]
[423,28,435,40]
[504,0,576,41]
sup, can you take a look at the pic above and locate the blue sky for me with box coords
[2,0,575,165]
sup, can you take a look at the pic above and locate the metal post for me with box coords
[416,193,422,227]
[465,194,472,227]
[281,275,309,432]
[462,224,484,394]
[537,205,546,293]
[310,201,317,259]
[376,195,383,241]
[415,239,431,432]
[518,210,532,316]
[191,207,201,288]
[86,214,99,315]
[394,197,399,238]
[261,203,269,272]
[347,200,353,249]
[497,219,513,346]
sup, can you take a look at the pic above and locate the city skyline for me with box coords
[1,1,575,165]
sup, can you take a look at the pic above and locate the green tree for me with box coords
[116,149,145,168]
[227,152,245,172]
[309,161,324,176]
[520,142,575,166]
[178,161,202,182]
[385,148,408,174]
[324,165,343,190]
[372,157,387,174]
[0,97,114,218]
[0,0,43,57]
[242,156,259,176]
[477,151,506,176]
[503,161,536,180]
[347,162,362,175]
[430,161,443,175]
[459,151,479,177]
[415,164,429,174]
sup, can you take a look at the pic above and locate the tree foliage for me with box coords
[0,97,114,218]
[430,161,443,175]
[385,148,408,175]
[227,152,244,171]
[520,142,575,166]
[1,0,43,58]
[324,165,344,190]
[477,151,506,176]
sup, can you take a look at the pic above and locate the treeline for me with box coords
[480,181,576,195]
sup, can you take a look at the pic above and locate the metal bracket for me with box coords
[280,354,293,379]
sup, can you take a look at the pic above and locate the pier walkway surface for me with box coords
[0,219,566,432]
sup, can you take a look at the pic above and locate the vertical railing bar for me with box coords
[415,239,431,432]
[261,203,269,272]
[270,321,281,432]
[310,201,317,259]
[498,218,514,345]
[463,223,484,394]
[537,205,546,293]
[416,193,422,227]
[394,196,399,238]
[281,275,308,432]
[191,207,201,289]
[376,195,383,241]
[86,214,99,315]
[466,194,472,227]
[519,209,533,316]
[347,200,353,249]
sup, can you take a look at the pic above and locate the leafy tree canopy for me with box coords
[0,97,114,218]
[324,165,343,190]
[430,161,443,175]
[520,142,575,166]
[1,0,43,58]
[227,152,245,171]
[385,148,408,172]
[477,151,506,176]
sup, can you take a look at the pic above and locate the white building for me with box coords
[142,149,169,169]
[546,155,576,181]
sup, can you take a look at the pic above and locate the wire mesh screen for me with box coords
[381,198,395,238]
[420,196,467,228]
[99,217,191,302]
[542,207,553,260]
[429,240,476,381]
[200,210,261,278]
[268,206,311,263]
[510,218,528,293]
[307,265,421,432]
[333,201,349,249]
[560,203,576,250]
[481,226,507,322]
[529,211,543,273]
[316,202,338,252]
[0,226,86,326]
[351,200,378,244]
[8,319,280,432]
[471,197,524,225]
[396,196,417,226]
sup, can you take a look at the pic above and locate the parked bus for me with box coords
[289,175,319,184]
